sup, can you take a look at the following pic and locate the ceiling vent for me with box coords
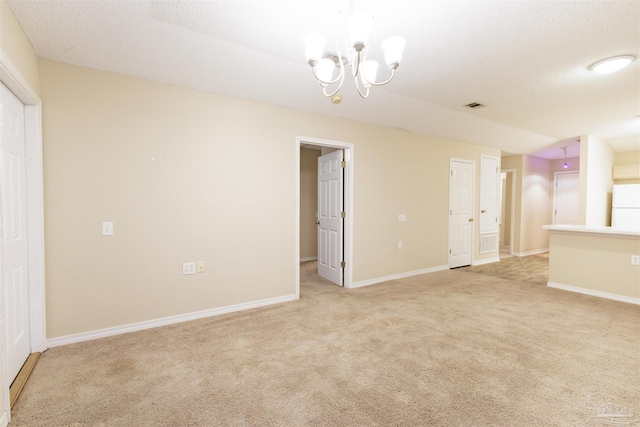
[464,102,485,109]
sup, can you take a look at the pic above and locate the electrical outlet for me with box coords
[398,241,403,249]
[197,261,206,273]
[399,214,407,222]
[631,255,640,266]
[182,262,196,275]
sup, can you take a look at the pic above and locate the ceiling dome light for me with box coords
[589,55,635,74]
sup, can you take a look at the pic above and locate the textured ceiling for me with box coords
[8,0,640,159]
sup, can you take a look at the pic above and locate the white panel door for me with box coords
[317,150,344,286]
[553,172,579,225]
[480,155,499,234]
[449,160,474,268]
[1,82,31,382]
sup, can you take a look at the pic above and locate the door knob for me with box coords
[481,210,486,213]
[469,218,474,222]
[315,220,320,225]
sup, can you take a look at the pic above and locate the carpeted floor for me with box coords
[467,253,549,286]
[10,256,640,426]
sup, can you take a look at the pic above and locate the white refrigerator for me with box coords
[612,184,640,231]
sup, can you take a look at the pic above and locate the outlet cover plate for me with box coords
[183,262,196,275]
[102,222,113,236]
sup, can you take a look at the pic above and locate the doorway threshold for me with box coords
[10,352,41,409]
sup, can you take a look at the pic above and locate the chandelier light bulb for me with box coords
[316,58,336,84]
[361,60,379,88]
[589,55,635,74]
[382,36,406,69]
[303,33,326,65]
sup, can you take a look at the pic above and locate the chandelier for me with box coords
[303,13,406,99]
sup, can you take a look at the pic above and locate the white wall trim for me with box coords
[300,256,318,263]
[48,294,297,348]
[472,257,500,266]
[0,411,8,427]
[513,248,548,257]
[547,281,640,305]
[352,265,449,289]
[0,49,45,424]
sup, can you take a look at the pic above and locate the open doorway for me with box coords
[500,169,516,259]
[295,137,354,299]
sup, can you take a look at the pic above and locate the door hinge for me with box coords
[341,160,346,168]
[449,249,451,254]
[340,261,346,268]
[496,167,499,173]
[341,211,346,219]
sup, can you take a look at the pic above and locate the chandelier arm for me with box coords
[311,65,343,86]
[317,52,346,97]
[351,49,362,77]
[353,73,370,99]
[367,68,397,87]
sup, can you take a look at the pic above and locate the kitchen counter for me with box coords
[543,225,640,304]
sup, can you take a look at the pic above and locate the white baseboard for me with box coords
[513,248,548,257]
[547,281,640,305]
[472,257,500,266]
[47,294,297,347]
[1,411,8,427]
[300,256,318,263]
[351,265,449,289]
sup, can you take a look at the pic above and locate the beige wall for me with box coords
[300,148,319,260]
[501,155,523,252]
[0,0,41,421]
[615,150,640,166]
[521,155,552,253]
[40,60,501,339]
[501,172,513,247]
[501,154,552,255]
[548,231,640,300]
[579,135,615,226]
[614,150,640,185]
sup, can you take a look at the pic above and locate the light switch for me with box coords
[399,214,407,222]
[102,222,113,236]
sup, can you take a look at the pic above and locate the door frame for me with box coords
[552,170,579,225]
[295,136,354,297]
[0,51,46,424]
[448,158,475,268]
[501,168,516,256]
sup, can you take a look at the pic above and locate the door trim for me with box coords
[0,50,46,424]
[295,136,354,297]
[502,168,516,256]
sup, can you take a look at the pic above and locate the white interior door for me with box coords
[449,160,474,268]
[553,171,579,224]
[317,150,344,286]
[1,82,31,382]
[479,155,499,234]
